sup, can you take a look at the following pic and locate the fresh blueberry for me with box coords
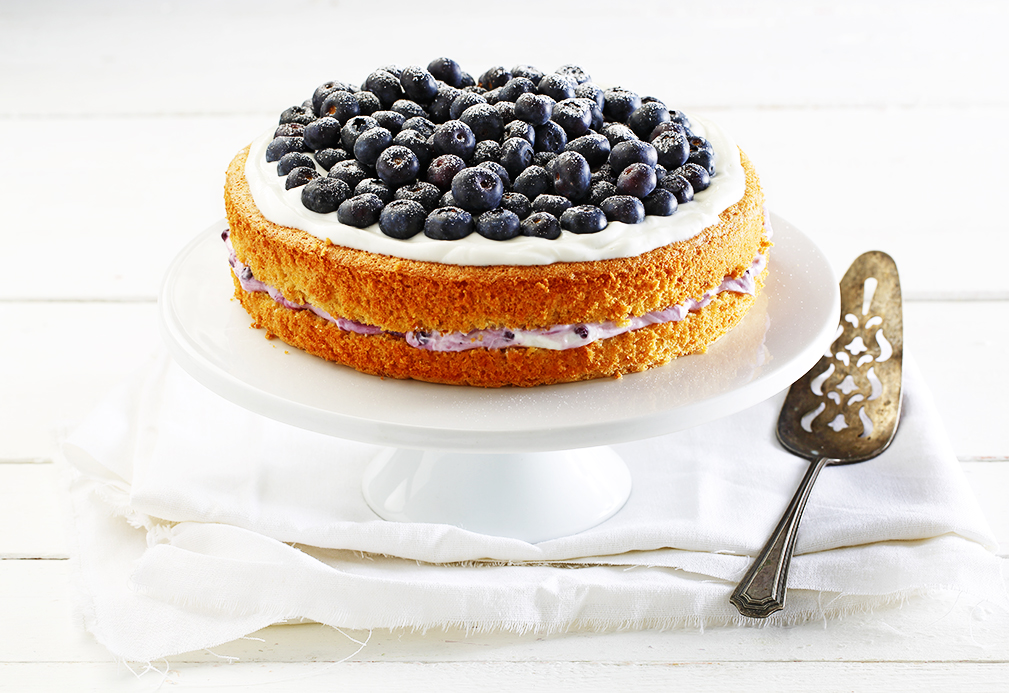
[689,135,713,155]
[616,162,657,198]
[337,193,384,228]
[652,130,690,170]
[532,151,557,169]
[534,121,567,153]
[393,181,442,211]
[560,205,607,234]
[378,199,428,239]
[565,133,611,169]
[371,110,406,134]
[312,80,351,116]
[609,139,657,172]
[520,211,561,239]
[628,101,670,139]
[428,84,461,122]
[497,77,536,103]
[315,147,350,171]
[498,137,534,178]
[424,206,474,240]
[391,129,433,168]
[279,104,316,126]
[301,176,350,214]
[602,87,641,122]
[274,123,305,138]
[472,140,503,164]
[642,188,678,216]
[600,123,638,147]
[364,70,404,108]
[512,165,552,199]
[600,195,645,224]
[657,174,694,204]
[550,98,593,138]
[285,166,318,189]
[399,65,439,104]
[555,64,591,84]
[478,66,512,90]
[353,126,393,167]
[320,90,360,122]
[476,207,521,240]
[503,119,535,145]
[378,64,403,79]
[495,99,517,124]
[355,177,393,203]
[552,151,591,200]
[687,148,716,176]
[451,166,504,211]
[375,144,421,186]
[427,57,465,88]
[277,152,315,176]
[355,91,381,116]
[340,115,379,151]
[510,64,545,84]
[669,109,692,130]
[449,91,488,120]
[476,160,511,188]
[648,121,687,142]
[672,162,711,192]
[401,116,437,139]
[265,136,307,162]
[459,103,504,142]
[430,120,476,160]
[514,92,554,126]
[589,180,618,206]
[574,82,605,110]
[391,99,428,121]
[327,160,370,189]
[439,190,456,207]
[532,194,572,217]
[499,191,532,219]
[302,116,342,150]
[537,73,576,102]
[426,154,467,190]
[590,163,616,185]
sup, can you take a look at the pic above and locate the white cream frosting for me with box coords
[243,114,746,266]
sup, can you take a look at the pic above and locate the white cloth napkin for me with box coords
[61,350,1005,662]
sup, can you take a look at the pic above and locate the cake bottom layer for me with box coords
[231,267,767,388]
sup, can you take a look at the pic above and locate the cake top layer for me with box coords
[243,59,747,266]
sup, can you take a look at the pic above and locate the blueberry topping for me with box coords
[320,90,360,122]
[478,65,512,90]
[533,120,567,153]
[364,70,404,108]
[451,166,504,212]
[600,195,646,224]
[588,180,618,206]
[602,87,641,122]
[519,211,561,239]
[537,73,577,102]
[427,57,465,88]
[510,64,545,83]
[372,110,406,134]
[551,98,593,138]
[652,130,690,170]
[514,92,554,126]
[476,160,511,188]
[531,194,572,217]
[340,115,379,151]
[274,123,305,138]
[609,139,658,172]
[648,121,687,142]
[556,64,591,84]
[600,123,638,147]
[688,148,716,176]
[476,207,521,240]
[628,101,670,139]
[424,206,474,240]
[449,91,488,120]
[616,162,657,198]
[428,84,461,122]
[459,103,504,142]
[375,145,421,186]
[657,173,694,204]
[552,151,591,200]
[560,205,607,234]
[355,91,382,116]
[285,166,319,189]
[379,199,428,239]
[394,181,442,211]
[498,137,534,178]
[672,162,711,192]
[565,133,611,169]
[399,65,439,104]
[401,116,437,139]
[642,188,678,216]
[391,128,433,168]
[472,139,503,165]
[312,80,351,115]
[266,136,308,162]
[426,154,467,190]
[301,176,351,214]
[355,177,393,203]
[302,116,342,151]
[337,193,384,228]
[279,104,316,126]
[430,120,477,160]
[327,159,370,189]
[352,126,393,167]
[503,119,536,145]
[512,165,552,199]
[574,82,605,110]
[497,77,536,103]
[494,100,517,124]
[499,191,532,219]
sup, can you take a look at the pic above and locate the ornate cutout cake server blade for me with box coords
[729,250,904,619]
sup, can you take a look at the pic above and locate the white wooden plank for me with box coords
[0,465,66,559]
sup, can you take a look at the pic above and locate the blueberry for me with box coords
[600,123,638,147]
[499,191,532,219]
[642,188,678,216]
[393,181,442,211]
[574,82,605,109]
[277,152,315,176]
[689,135,713,155]
[424,206,474,240]
[512,165,552,199]
[312,80,351,116]
[602,87,641,122]
[451,166,504,211]
[514,92,554,126]
[609,139,657,172]
[428,84,461,122]
[372,110,406,133]
[459,103,504,141]
[478,65,512,90]
[302,116,342,150]
[355,177,393,203]
[439,190,456,207]
[315,147,350,171]
[510,64,545,84]
[426,154,467,190]
[340,115,379,151]
[265,136,307,162]
[520,211,561,239]
[589,180,618,206]
[378,199,428,239]
[449,91,487,120]
[494,100,517,124]
[399,65,439,104]
[669,109,692,130]
[391,99,428,120]
[391,129,433,168]
[364,70,404,108]
[555,64,591,84]
[565,133,611,169]
[430,120,476,160]
[320,90,360,122]
[301,176,351,214]
[687,148,716,176]
[600,195,645,224]
[476,160,511,188]
[472,140,502,165]
[476,208,521,240]
[537,73,577,102]
[503,119,536,145]
[552,151,591,200]
[590,163,616,185]
[550,98,593,138]
[279,104,315,126]
[274,123,305,138]
[327,160,370,189]
[377,64,402,79]
[353,126,393,167]
[427,57,465,88]
[628,101,670,139]
[532,151,557,168]
[401,116,437,139]
[532,194,572,217]
[337,193,384,228]
[497,77,536,103]
[375,144,421,186]
[648,121,686,142]
[285,166,319,189]
[498,137,534,178]
[534,121,567,153]
[672,162,711,192]
[616,162,657,198]
[560,205,607,234]
[657,173,694,203]
[652,130,690,170]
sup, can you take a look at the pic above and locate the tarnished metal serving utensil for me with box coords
[730,251,904,619]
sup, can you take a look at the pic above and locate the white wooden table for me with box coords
[2,1,1007,689]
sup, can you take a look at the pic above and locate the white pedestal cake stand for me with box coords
[159,213,839,543]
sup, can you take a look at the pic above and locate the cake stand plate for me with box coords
[159,213,839,542]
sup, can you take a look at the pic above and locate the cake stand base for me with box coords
[361,446,632,543]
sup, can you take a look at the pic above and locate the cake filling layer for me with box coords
[225,230,767,353]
